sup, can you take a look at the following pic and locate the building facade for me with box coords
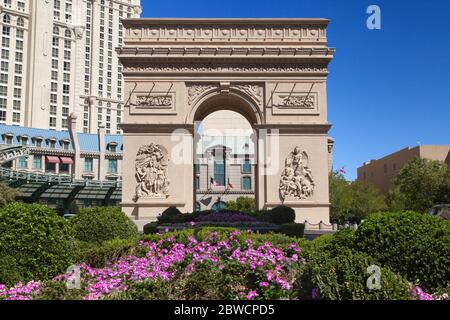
[0,114,123,209]
[118,18,335,229]
[0,0,141,133]
[357,145,450,194]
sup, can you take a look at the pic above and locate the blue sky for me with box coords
[141,0,450,180]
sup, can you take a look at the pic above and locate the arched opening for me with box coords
[193,105,257,213]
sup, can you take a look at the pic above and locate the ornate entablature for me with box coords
[119,19,335,77]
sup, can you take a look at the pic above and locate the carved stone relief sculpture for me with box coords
[136,95,173,107]
[134,143,170,200]
[279,146,315,201]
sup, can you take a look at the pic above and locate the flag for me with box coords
[228,178,234,189]
[210,177,215,186]
[339,167,347,174]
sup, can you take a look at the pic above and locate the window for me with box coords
[34,139,42,147]
[108,144,117,152]
[45,161,56,172]
[5,135,12,144]
[393,163,397,171]
[84,158,93,172]
[59,163,69,173]
[33,155,42,169]
[242,177,252,190]
[195,176,200,190]
[194,163,200,174]
[108,159,117,173]
[20,137,27,145]
[214,161,225,186]
[17,17,24,27]
[18,157,27,169]
[195,202,201,212]
[49,140,56,148]
[242,159,251,173]
[383,163,388,174]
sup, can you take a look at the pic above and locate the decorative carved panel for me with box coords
[134,143,170,200]
[187,84,218,106]
[272,92,319,115]
[279,146,315,201]
[130,92,176,114]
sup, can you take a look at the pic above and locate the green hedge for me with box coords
[0,202,75,285]
[354,211,450,292]
[298,249,411,300]
[75,238,139,268]
[269,206,296,224]
[278,223,305,238]
[69,207,138,244]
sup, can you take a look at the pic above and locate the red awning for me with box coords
[46,156,61,164]
[60,157,74,164]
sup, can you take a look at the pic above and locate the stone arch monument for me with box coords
[118,18,335,230]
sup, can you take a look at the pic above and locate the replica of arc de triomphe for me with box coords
[118,18,335,229]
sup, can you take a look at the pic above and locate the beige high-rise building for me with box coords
[0,0,141,133]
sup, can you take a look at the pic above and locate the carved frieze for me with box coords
[276,94,315,109]
[279,146,315,201]
[134,144,170,200]
[124,63,328,74]
[136,95,173,107]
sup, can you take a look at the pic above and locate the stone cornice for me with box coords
[122,18,330,46]
[254,124,332,134]
[118,47,335,60]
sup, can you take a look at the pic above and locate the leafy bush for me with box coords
[69,207,138,244]
[157,207,192,224]
[0,183,19,208]
[75,238,139,268]
[0,202,75,283]
[143,221,159,235]
[0,256,20,287]
[269,206,296,224]
[278,223,305,238]
[354,211,450,292]
[226,196,256,212]
[298,249,411,300]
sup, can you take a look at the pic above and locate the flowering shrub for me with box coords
[0,230,303,300]
[0,229,447,300]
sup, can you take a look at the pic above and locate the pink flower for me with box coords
[246,290,259,300]
[259,282,269,287]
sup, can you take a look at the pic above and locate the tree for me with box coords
[329,171,386,223]
[393,158,450,212]
[0,183,19,207]
[226,196,255,212]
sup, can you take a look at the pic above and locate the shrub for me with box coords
[75,238,139,268]
[69,207,138,244]
[0,202,75,283]
[143,221,159,235]
[0,183,19,208]
[226,196,256,212]
[157,207,190,224]
[278,223,305,238]
[0,255,20,287]
[354,211,450,292]
[298,249,411,300]
[269,206,296,224]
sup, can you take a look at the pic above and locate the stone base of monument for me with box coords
[303,221,337,240]
[122,200,187,232]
